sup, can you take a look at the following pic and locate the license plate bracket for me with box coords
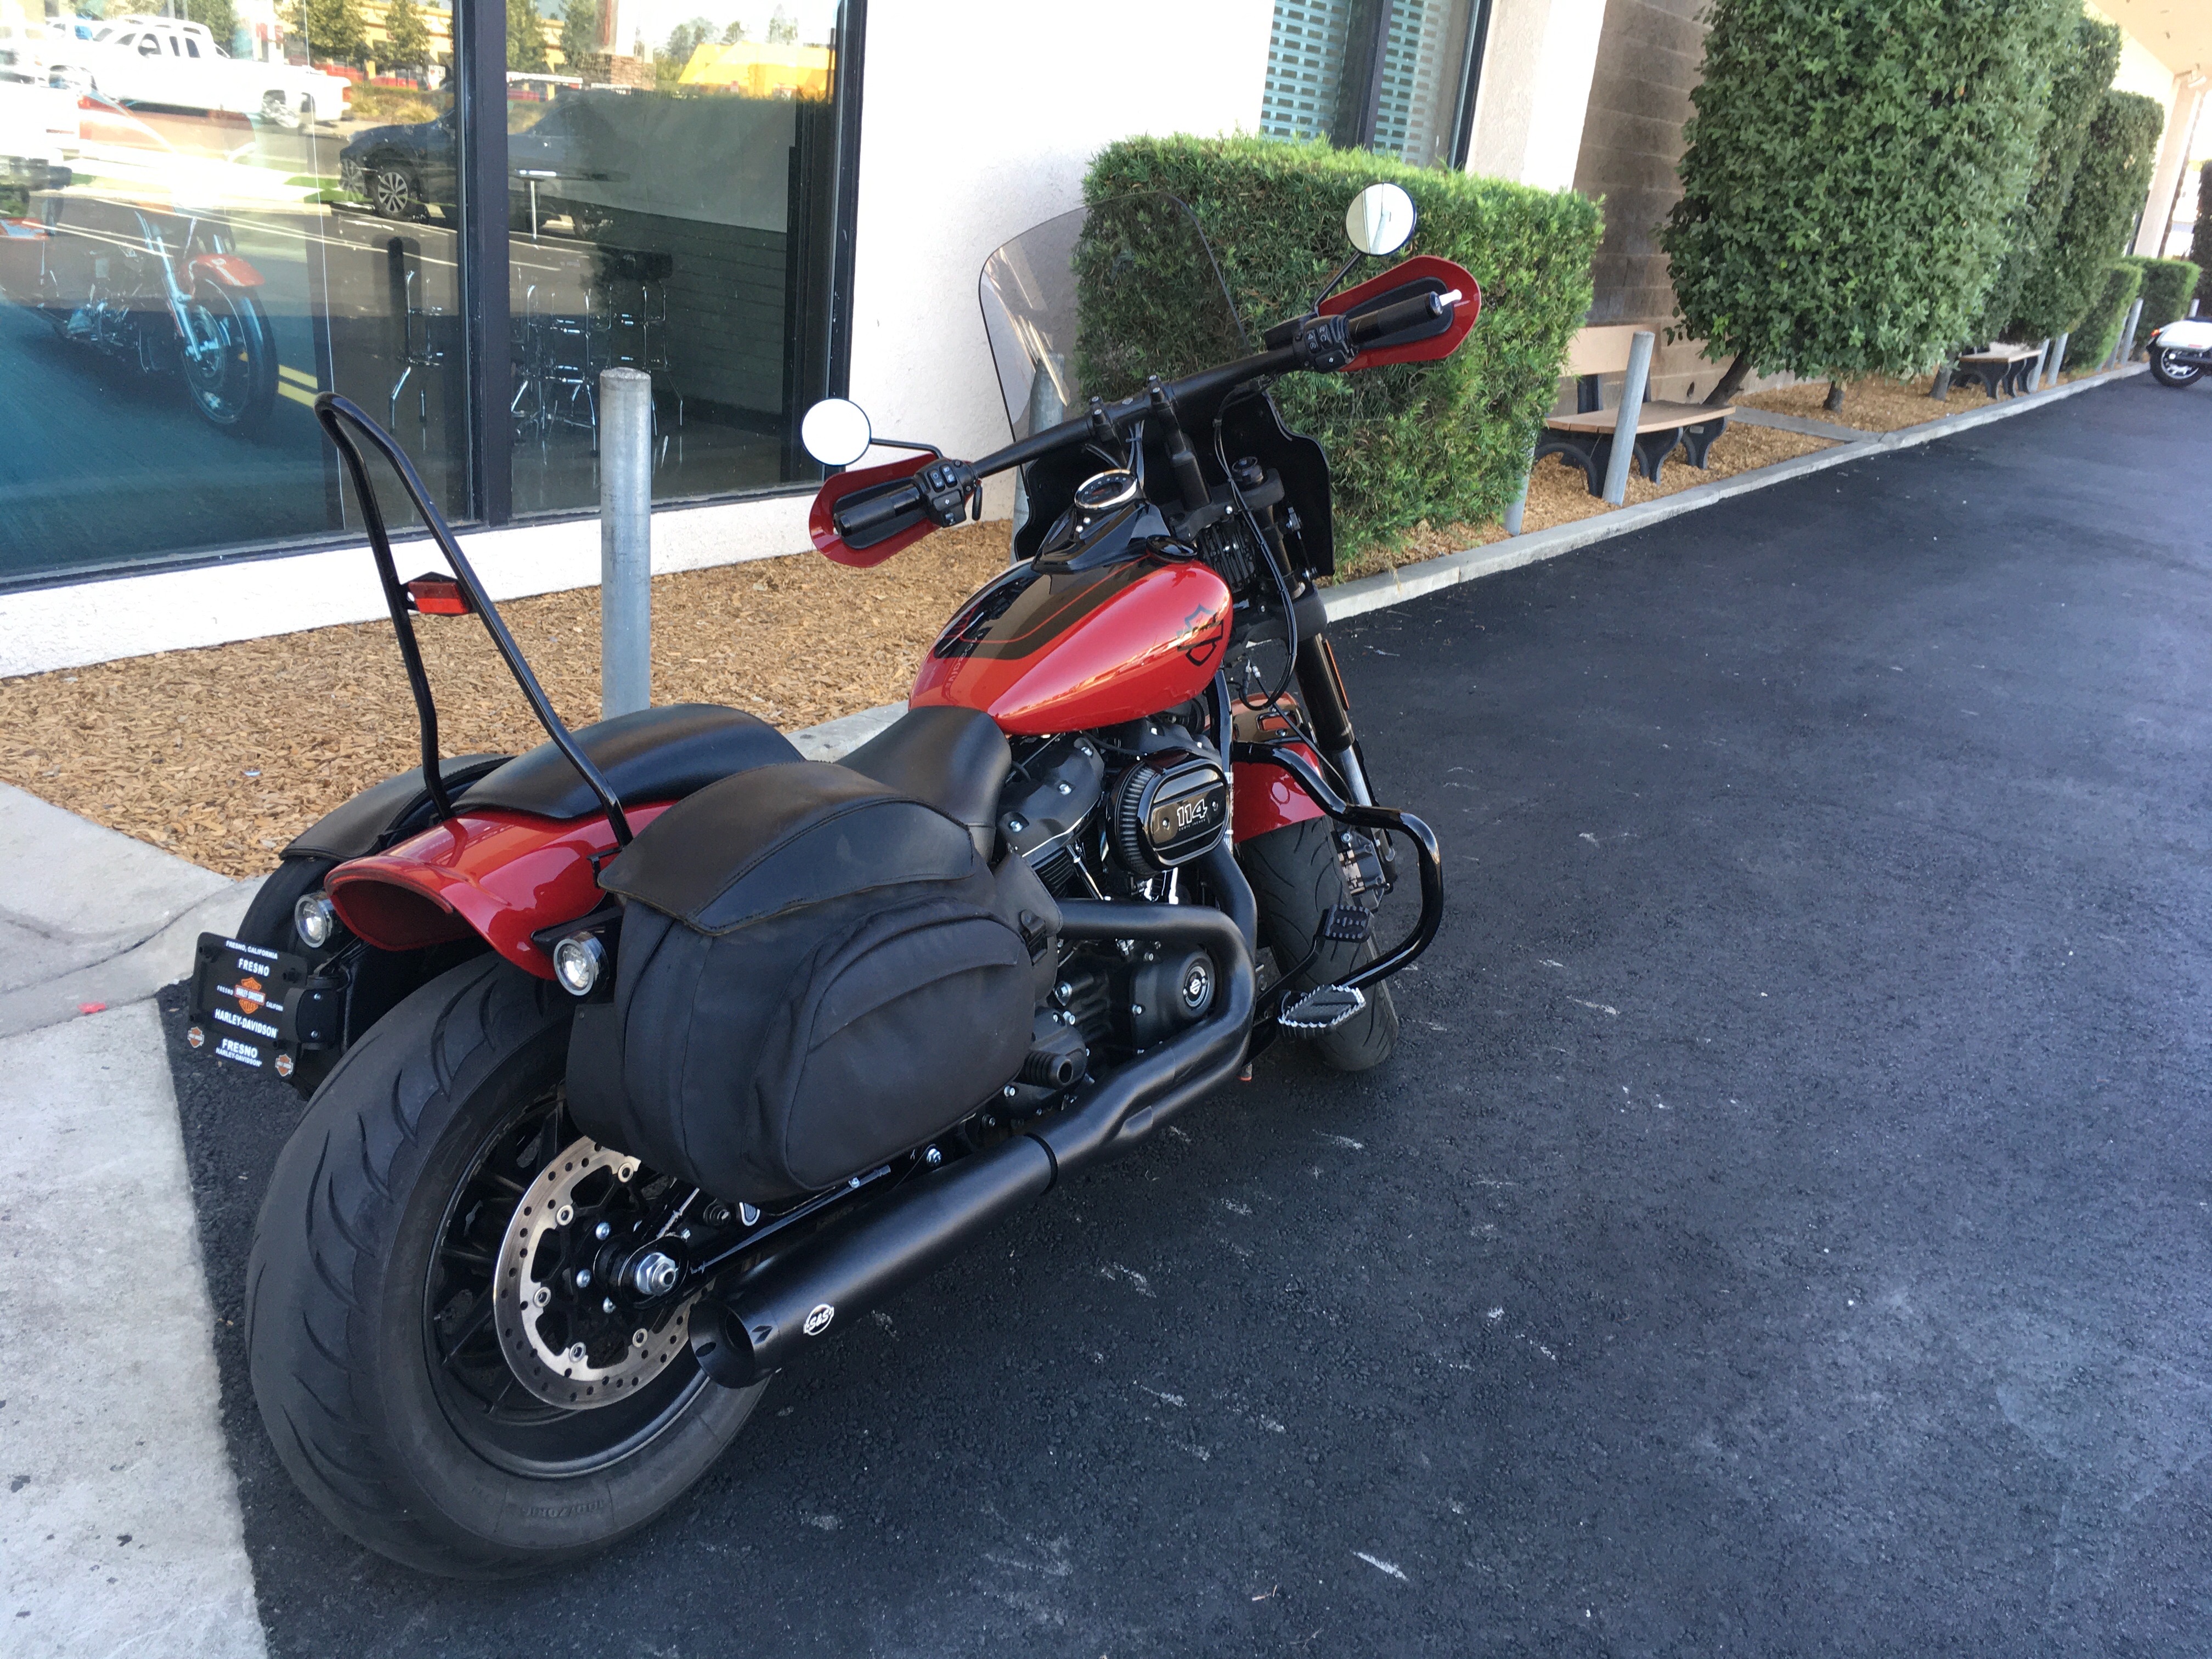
[187,934,315,1077]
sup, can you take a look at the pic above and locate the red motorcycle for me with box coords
[190,185,1471,1575]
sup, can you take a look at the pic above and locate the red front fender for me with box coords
[187,252,265,289]
[324,804,673,978]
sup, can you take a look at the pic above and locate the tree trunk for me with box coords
[1705,351,1754,405]
[1825,380,1846,411]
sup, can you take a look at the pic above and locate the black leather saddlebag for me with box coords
[566,761,1036,1204]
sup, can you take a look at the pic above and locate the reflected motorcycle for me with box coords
[189,185,1472,1575]
[0,194,276,431]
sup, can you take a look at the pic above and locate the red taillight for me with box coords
[405,573,471,615]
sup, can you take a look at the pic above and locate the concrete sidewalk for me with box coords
[0,783,266,1656]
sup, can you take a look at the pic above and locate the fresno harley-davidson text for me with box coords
[188,184,1473,1575]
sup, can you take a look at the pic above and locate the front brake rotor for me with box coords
[492,1136,695,1409]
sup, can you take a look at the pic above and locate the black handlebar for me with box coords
[830,291,1463,545]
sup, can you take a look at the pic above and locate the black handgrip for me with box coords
[836,479,924,539]
[1348,290,1457,346]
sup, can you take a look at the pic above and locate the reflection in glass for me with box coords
[503,0,843,516]
[0,1,464,582]
[1258,0,1478,168]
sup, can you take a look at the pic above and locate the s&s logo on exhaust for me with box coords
[803,1303,836,1336]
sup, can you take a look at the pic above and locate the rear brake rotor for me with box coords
[492,1136,695,1409]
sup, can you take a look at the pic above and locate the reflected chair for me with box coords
[388,262,452,435]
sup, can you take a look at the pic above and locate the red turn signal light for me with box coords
[405,573,472,616]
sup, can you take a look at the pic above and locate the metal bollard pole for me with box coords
[599,368,653,720]
[1601,330,1655,506]
[1503,441,1536,534]
[2044,331,2069,389]
[2115,297,2144,366]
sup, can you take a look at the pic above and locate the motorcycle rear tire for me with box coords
[1241,817,1399,1071]
[246,954,764,1578]
[2149,348,2203,388]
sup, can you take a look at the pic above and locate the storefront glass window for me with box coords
[500,0,843,516]
[0,0,852,589]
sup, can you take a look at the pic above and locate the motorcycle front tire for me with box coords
[2149,348,2203,388]
[246,954,764,1578]
[1241,817,1400,1071]
[180,279,278,436]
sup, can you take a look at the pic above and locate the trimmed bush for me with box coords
[2191,162,2212,280]
[1663,0,2070,402]
[1086,134,1600,560]
[2119,255,2202,345]
[1979,15,2121,341]
[2013,89,2165,339]
[2069,261,2142,370]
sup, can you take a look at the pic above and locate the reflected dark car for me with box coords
[339,110,455,221]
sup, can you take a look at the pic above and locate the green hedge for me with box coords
[1664,0,2068,393]
[2069,261,2142,369]
[1981,15,2120,341]
[2015,88,2164,339]
[1085,134,1600,560]
[2191,162,2212,278]
[2119,255,2201,343]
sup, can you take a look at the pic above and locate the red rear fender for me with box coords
[324,803,673,978]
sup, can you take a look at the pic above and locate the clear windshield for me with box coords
[978,193,1249,442]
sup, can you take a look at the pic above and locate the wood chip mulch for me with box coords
[1739,374,1953,433]
[1336,418,1834,581]
[0,523,1014,877]
[4,410,1850,877]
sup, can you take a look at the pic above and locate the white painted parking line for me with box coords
[0,1002,266,1658]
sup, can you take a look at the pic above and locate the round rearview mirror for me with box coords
[800,398,873,468]
[1345,182,1417,258]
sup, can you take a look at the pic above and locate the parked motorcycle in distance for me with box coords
[0,193,276,432]
[191,184,1472,1576]
[2146,315,2212,388]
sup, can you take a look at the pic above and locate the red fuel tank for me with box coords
[910,556,1232,735]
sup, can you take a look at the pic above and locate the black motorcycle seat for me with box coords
[463,703,801,822]
[840,707,1011,860]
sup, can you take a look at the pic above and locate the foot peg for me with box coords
[1319,904,1372,944]
[1278,982,1367,1031]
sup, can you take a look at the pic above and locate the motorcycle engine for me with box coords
[991,719,1231,1116]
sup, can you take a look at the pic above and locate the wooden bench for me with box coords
[1951,343,2044,398]
[1534,325,1733,498]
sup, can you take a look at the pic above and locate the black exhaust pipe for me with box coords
[691,873,1255,1389]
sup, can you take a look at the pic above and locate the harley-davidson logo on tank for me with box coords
[912,556,1232,735]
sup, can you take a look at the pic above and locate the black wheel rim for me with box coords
[180,285,255,425]
[422,1086,712,1479]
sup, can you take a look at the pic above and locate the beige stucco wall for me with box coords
[1464,0,1611,193]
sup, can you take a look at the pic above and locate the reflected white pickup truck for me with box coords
[69,16,351,129]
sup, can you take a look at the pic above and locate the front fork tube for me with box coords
[137,211,211,363]
[1292,623,1374,807]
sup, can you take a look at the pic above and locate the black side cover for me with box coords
[281,754,510,861]
[568,761,1035,1204]
[464,703,800,822]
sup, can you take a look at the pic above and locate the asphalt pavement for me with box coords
[163,374,2212,1656]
